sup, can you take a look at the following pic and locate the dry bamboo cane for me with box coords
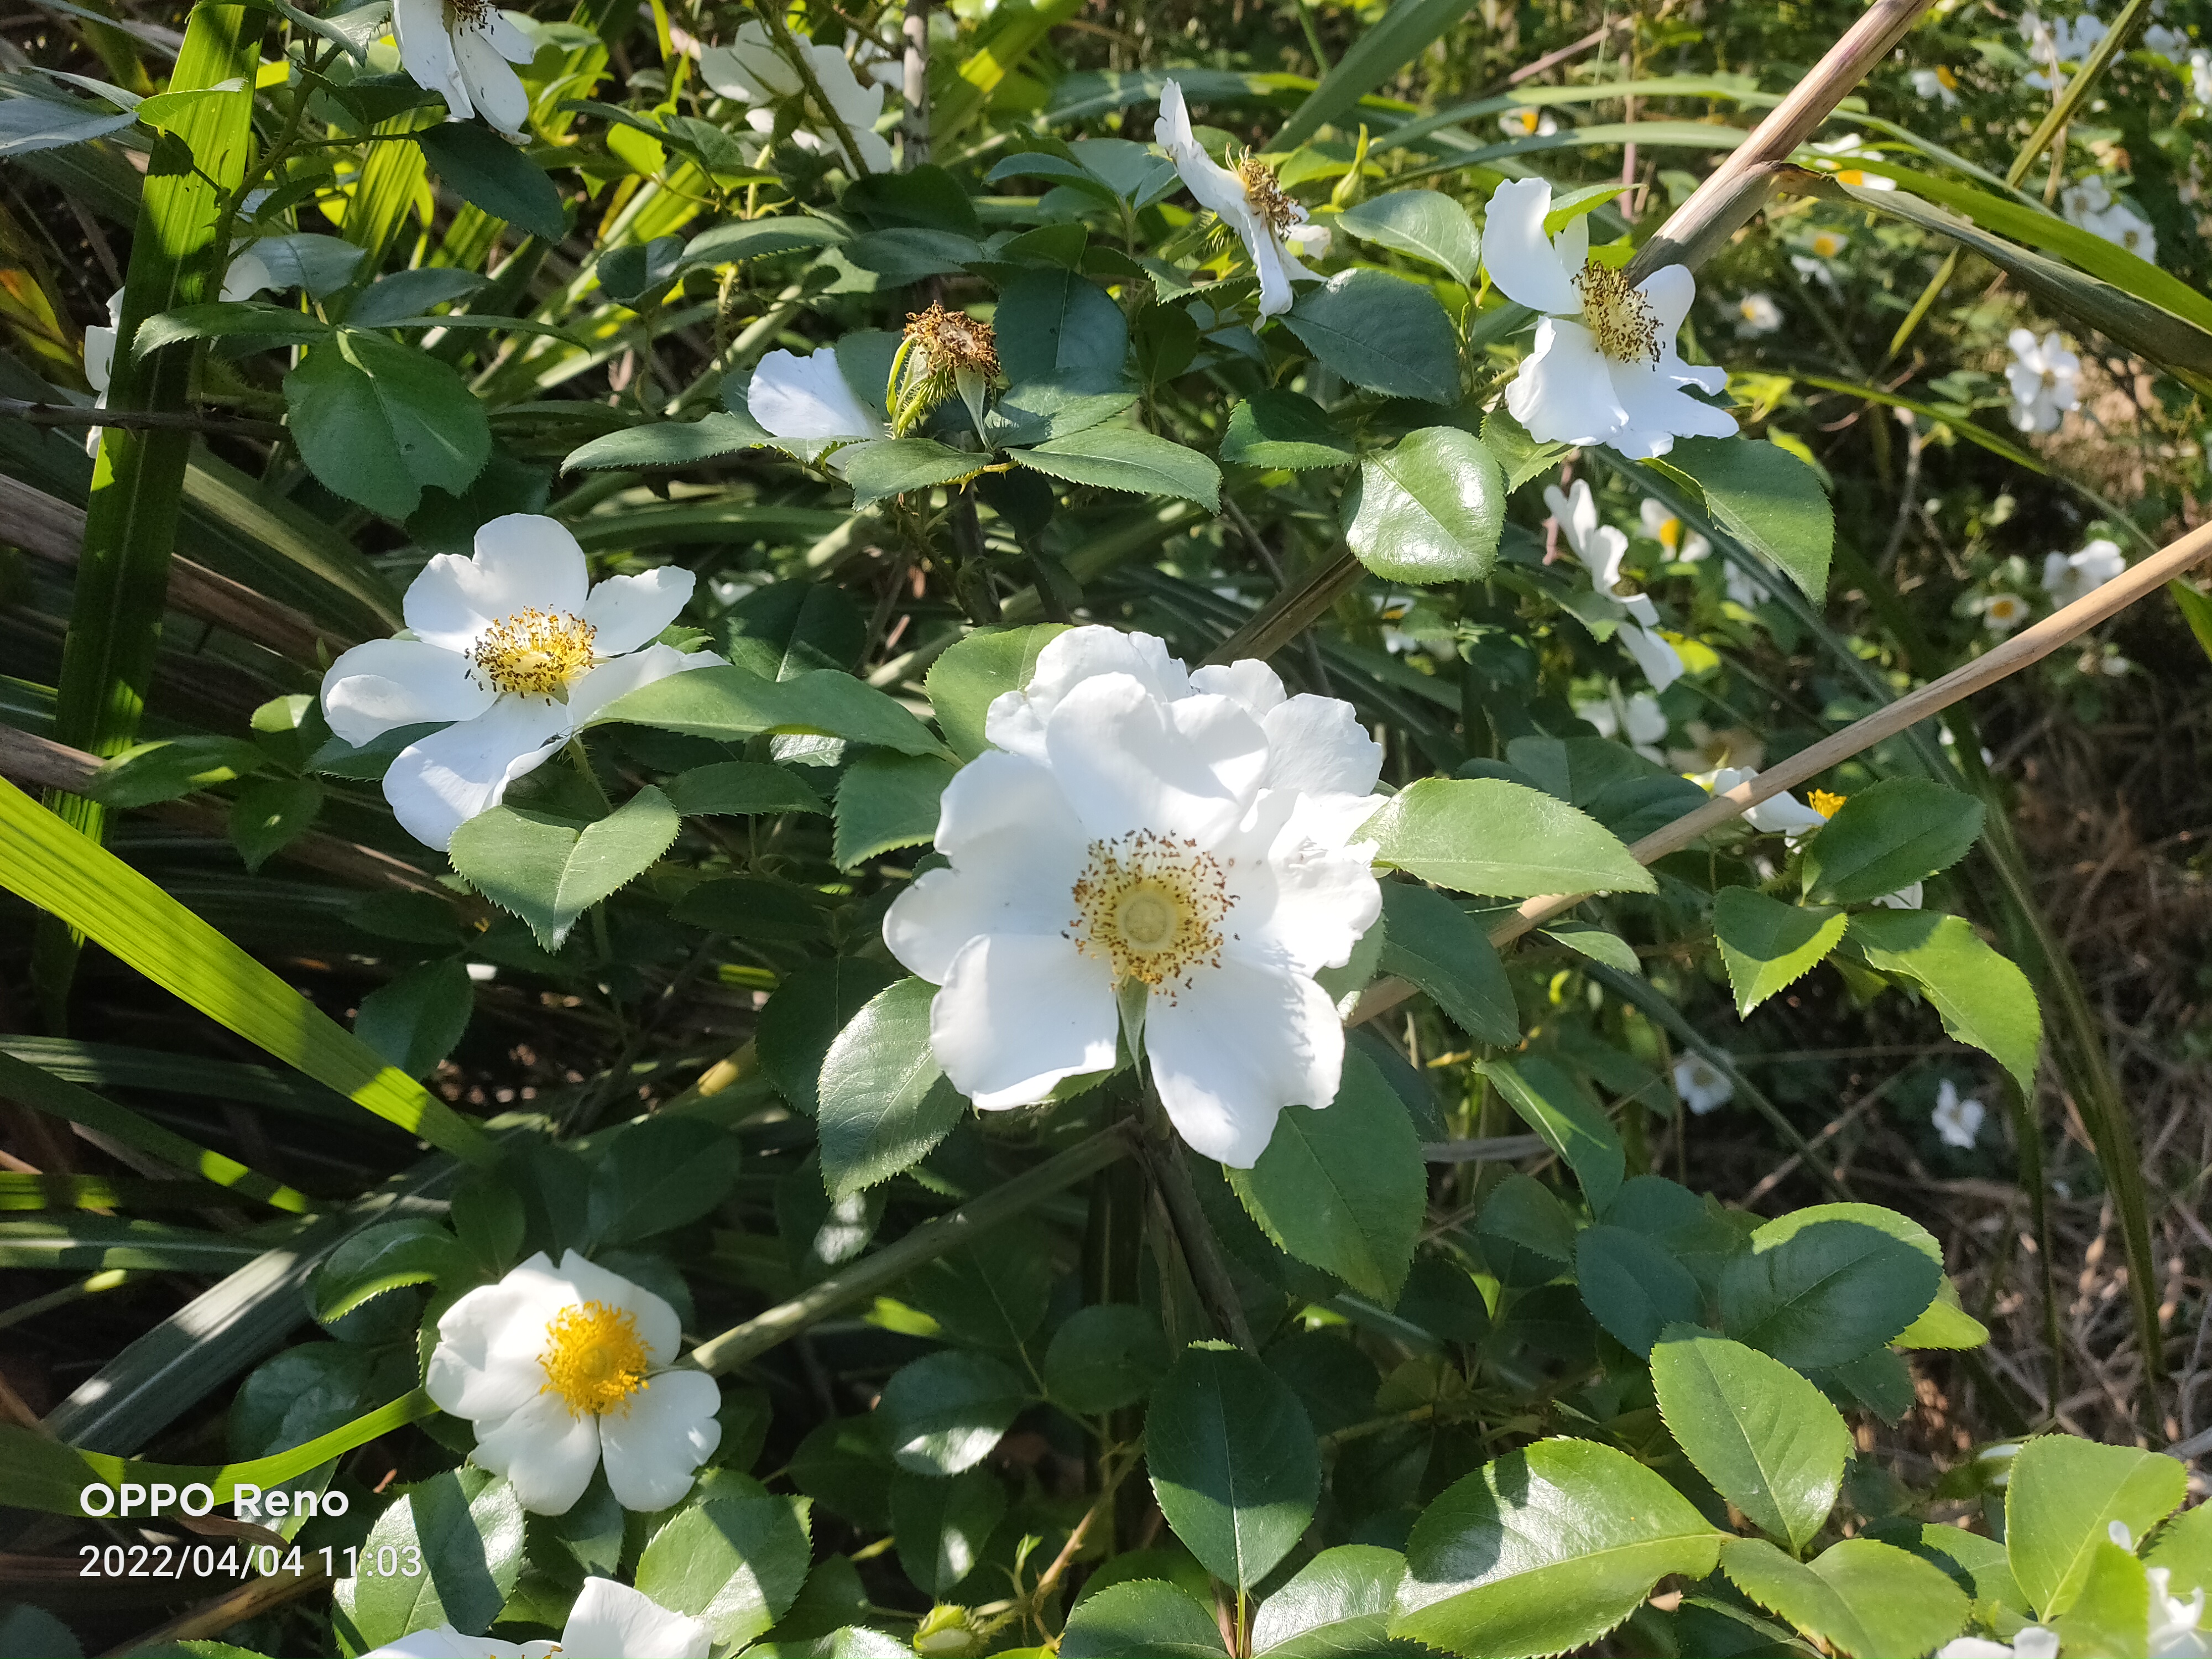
[1348,517,2212,1028]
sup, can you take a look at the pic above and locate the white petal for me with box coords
[990,625,1192,759]
[1044,677,1267,847]
[1618,623,1684,693]
[1188,659,1285,719]
[1635,263,1697,340]
[321,638,492,747]
[1480,178,1583,314]
[1145,959,1342,1168]
[406,515,587,650]
[930,933,1118,1108]
[1240,833,1381,976]
[426,1273,563,1423]
[1158,80,1251,223]
[553,1248,683,1364]
[1250,226,1313,319]
[1507,319,1628,448]
[1542,477,1600,562]
[1606,352,1736,459]
[472,1390,602,1515]
[568,644,723,726]
[748,348,883,441]
[383,696,571,851]
[83,324,117,395]
[220,249,274,302]
[1259,693,1381,800]
[361,1627,530,1659]
[487,8,535,61]
[454,23,530,137]
[582,566,694,656]
[598,1370,722,1511]
[562,1578,712,1659]
[393,0,468,114]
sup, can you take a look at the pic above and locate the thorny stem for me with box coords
[1135,1077,1255,1352]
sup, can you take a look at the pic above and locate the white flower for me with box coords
[1282,221,1333,260]
[1484,179,1734,459]
[1873,880,1924,909]
[1807,132,1897,190]
[1912,65,1963,105]
[1974,592,2033,634]
[1673,1054,1733,1115]
[2042,538,2126,605]
[2077,643,2131,677]
[699,19,893,174]
[1498,106,1558,138]
[319,515,721,850]
[1725,561,1772,610]
[426,1250,722,1515]
[1936,1629,2059,1659]
[2006,328,2080,433]
[2021,9,2106,87]
[2145,23,2186,57]
[747,346,885,460]
[1640,497,1712,562]
[2194,50,2212,103]
[1155,80,1320,318]
[393,0,537,139]
[1545,479,1684,692]
[363,1576,710,1658]
[881,626,1384,1168]
[2060,174,2114,225]
[2086,199,2158,262]
[1735,293,1783,336]
[1807,228,1851,262]
[1933,1079,1985,1148]
[2150,1566,2210,1658]
[1707,766,1832,839]
[83,251,275,455]
[1790,253,1839,293]
[1575,688,1668,760]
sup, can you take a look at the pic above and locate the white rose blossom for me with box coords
[319,515,722,851]
[1911,65,1963,105]
[2042,537,2126,605]
[1973,592,2033,634]
[1498,106,1558,138]
[2005,328,2080,433]
[361,1575,709,1658]
[881,626,1384,1168]
[1545,479,1686,692]
[1806,132,1898,190]
[426,1250,722,1515]
[1735,293,1784,336]
[1483,178,1735,459]
[699,19,893,174]
[1704,766,1831,839]
[393,0,538,140]
[1932,1079,1985,1149]
[1155,79,1321,319]
[2150,1565,2211,1658]
[1639,497,1712,562]
[1673,1054,1734,1116]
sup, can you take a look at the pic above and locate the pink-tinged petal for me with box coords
[383,696,571,851]
[1505,319,1628,448]
[321,638,491,747]
[581,565,695,656]
[471,1390,602,1515]
[1145,959,1342,1168]
[929,933,1118,1109]
[597,1370,721,1512]
[554,1249,682,1365]
[561,1578,712,1659]
[1043,676,1267,847]
[1480,178,1583,314]
[1258,693,1381,800]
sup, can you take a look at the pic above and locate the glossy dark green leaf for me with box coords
[1363,778,1653,899]
[1284,270,1461,403]
[1220,390,1358,471]
[1720,1536,1969,1659]
[633,1480,813,1647]
[586,1115,741,1245]
[1651,1326,1850,1552]
[1060,1580,1229,1658]
[447,786,682,951]
[923,624,1070,760]
[1847,910,2042,1091]
[284,328,492,519]
[1344,427,1505,586]
[1334,190,1480,282]
[1574,1226,1700,1356]
[757,958,904,1118]
[1481,1057,1624,1213]
[1043,1303,1173,1415]
[874,1351,1029,1477]
[891,1466,1006,1598]
[1801,778,1984,906]
[1718,1205,1943,1370]
[2007,1436,2187,1620]
[815,977,967,1199]
[1146,1342,1321,1593]
[1662,436,1832,601]
[995,267,1131,392]
[345,1469,525,1647]
[353,958,474,1081]
[832,749,958,869]
[1712,888,1846,1017]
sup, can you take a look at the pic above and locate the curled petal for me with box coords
[1479,178,1583,314]
[382,695,571,850]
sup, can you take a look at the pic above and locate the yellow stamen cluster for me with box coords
[1067,831,1232,995]
[1811,231,1847,258]
[1574,261,1661,366]
[1808,789,1848,820]
[1655,515,1684,550]
[469,609,597,698]
[1234,155,1300,236]
[1934,65,1959,90]
[539,1300,650,1417]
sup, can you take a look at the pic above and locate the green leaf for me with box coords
[0,89,138,154]
[1713,888,1847,1017]
[1480,1057,1624,1212]
[816,977,967,1199]
[598,234,684,304]
[1718,1204,1944,1370]
[924,623,1070,761]
[1220,390,1357,471]
[757,958,904,1118]
[833,750,957,870]
[1802,778,1984,906]
[1061,1580,1229,1659]
[284,329,492,519]
[838,437,985,510]
[677,876,828,944]
[1574,1225,1700,1357]
[2146,1502,2212,1603]
[1720,1536,1969,1659]
[414,121,567,242]
[1893,1276,1991,1350]
[1146,1342,1321,1593]
[1334,190,1481,283]
[348,267,488,328]
[634,1482,812,1647]
[587,1116,742,1246]
[723,583,867,682]
[561,411,769,473]
[1284,270,1462,404]
[1846,910,2042,1091]
[1043,1304,1173,1415]
[995,267,1131,392]
[681,216,846,269]
[891,1466,1005,1597]
[1227,1047,1427,1302]
[133,300,334,354]
[1662,436,1832,601]
[1480,406,1569,493]
[1015,425,1223,509]
[1651,1326,1851,1553]
[1392,1437,1721,1657]
[1275,0,1479,148]
[2006,1435,2188,1620]
[1252,1545,1412,1657]
[310,1218,461,1324]
[1363,778,1652,900]
[345,1469,526,1648]
[875,1350,1029,1476]
[353,958,474,1080]
[227,776,322,873]
[1343,427,1506,586]
[1474,1172,1577,1287]
[593,664,951,758]
[2056,1540,2154,1659]
[88,735,266,807]
[665,760,828,817]
[1375,881,1519,1045]
[446,786,682,951]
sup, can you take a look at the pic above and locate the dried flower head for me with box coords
[888,304,1001,436]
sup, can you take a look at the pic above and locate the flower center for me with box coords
[446,0,493,27]
[1813,232,1844,257]
[1574,261,1660,365]
[1067,831,1231,992]
[1808,789,1847,820]
[1935,65,1958,89]
[904,302,999,377]
[2040,367,2059,390]
[1235,156,1299,236]
[471,609,597,698]
[539,1300,650,1417]
[1655,515,1683,549]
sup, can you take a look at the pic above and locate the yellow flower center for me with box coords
[1655,515,1683,550]
[1512,109,1540,133]
[1235,155,1299,236]
[1837,168,1868,186]
[1574,261,1660,366]
[470,609,598,698]
[1812,232,1845,257]
[1808,789,1847,820]
[1067,831,1231,993]
[539,1300,650,1417]
[1936,65,1959,90]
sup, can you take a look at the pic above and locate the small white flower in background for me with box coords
[2089,198,2158,262]
[393,0,538,140]
[1705,766,1832,840]
[2005,328,2080,433]
[1936,1628,2060,1659]
[2194,50,2212,102]
[1806,132,1898,190]
[1911,64,1963,105]
[1640,497,1712,562]
[361,1575,710,1658]
[1673,1053,1734,1115]
[2021,9,2107,88]
[699,19,894,173]
[1498,106,1558,138]
[2042,537,2126,606]
[1808,228,1851,261]
[1974,592,2033,635]
[1735,293,1784,336]
[319,515,721,850]
[426,1249,722,1515]
[881,627,1384,1168]
[746,346,885,463]
[2150,1564,2211,1658]
[1874,880,1924,910]
[2077,643,2132,677]
[2144,17,2186,57]
[1483,178,1735,459]
[1155,80,1321,319]
[1545,479,1686,692]
[1932,1079,1985,1149]
[1790,253,1839,293]
[82,251,277,456]
[1725,560,1772,611]
[2059,173,2112,225]
[1575,687,1669,761]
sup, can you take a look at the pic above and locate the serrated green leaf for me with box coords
[875,1350,1029,1477]
[1802,778,1984,906]
[1662,436,1832,601]
[1847,909,2042,1091]
[634,1480,812,1647]
[924,623,1070,761]
[664,760,828,817]
[1374,881,1518,1044]
[2007,1436,2188,1620]
[1344,427,1505,586]
[1720,1536,1968,1659]
[839,437,986,510]
[1718,1204,1943,1370]
[1147,1342,1320,1593]
[1284,269,1462,404]
[447,786,681,951]
[833,749,958,870]
[1574,1225,1700,1356]
[1362,778,1653,899]
[1015,425,1222,508]
[1043,1304,1173,1416]
[1334,190,1481,282]
[284,328,491,520]
[816,977,967,1199]
[1220,389,1357,471]
[561,411,769,473]
[1652,1327,1851,1553]
[1481,1056,1623,1213]
[1713,888,1847,1016]
[594,664,950,758]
